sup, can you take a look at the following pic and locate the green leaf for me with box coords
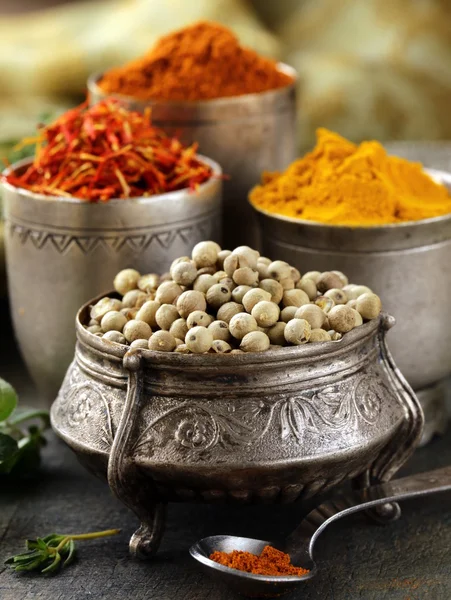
[0,433,18,462]
[7,409,50,429]
[62,540,76,567]
[0,379,18,422]
[41,551,61,574]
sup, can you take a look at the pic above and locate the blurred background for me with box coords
[1,0,451,161]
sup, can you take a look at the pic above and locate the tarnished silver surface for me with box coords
[2,157,221,402]
[386,141,451,172]
[191,465,451,598]
[88,67,297,250]
[51,297,423,558]
[253,168,451,444]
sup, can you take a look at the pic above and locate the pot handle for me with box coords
[369,314,424,486]
[107,349,166,558]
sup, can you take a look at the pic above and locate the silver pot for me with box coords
[51,295,423,557]
[2,157,221,402]
[88,66,297,250]
[253,168,451,445]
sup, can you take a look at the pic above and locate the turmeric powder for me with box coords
[249,129,451,226]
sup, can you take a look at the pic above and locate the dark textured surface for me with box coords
[1,300,451,600]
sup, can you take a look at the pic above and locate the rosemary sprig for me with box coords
[5,529,121,575]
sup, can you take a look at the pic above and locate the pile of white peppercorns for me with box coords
[84,241,382,354]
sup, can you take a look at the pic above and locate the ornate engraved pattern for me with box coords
[134,373,388,457]
[6,212,217,255]
[55,364,118,450]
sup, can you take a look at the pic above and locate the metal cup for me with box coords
[2,156,222,402]
[252,168,451,445]
[88,65,297,250]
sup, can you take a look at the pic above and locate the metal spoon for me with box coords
[190,466,451,598]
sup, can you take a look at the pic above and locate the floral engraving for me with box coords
[55,365,116,449]
[134,373,389,455]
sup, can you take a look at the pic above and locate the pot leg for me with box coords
[108,350,167,558]
[130,503,167,558]
[353,470,401,524]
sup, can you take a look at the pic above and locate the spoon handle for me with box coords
[286,466,451,562]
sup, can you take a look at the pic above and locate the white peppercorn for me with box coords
[347,299,357,310]
[170,260,198,286]
[138,273,160,293]
[344,284,372,300]
[294,304,326,329]
[242,288,272,312]
[251,301,280,327]
[356,293,382,320]
[282,289,310,308]
[90,297,123,321]
[232,285,252,304]
[233,267,259,286]
[217,276,235,291]
[169,318,189,340]
[87,325,102,334]
[155,304,180,330]
[197,266,216,276]
[279,277,295,291]
[256,260,270,280]
[149,330,177,352]
[206,284,232,309]
[122,289,147,308]
[212,339,232,353]
[217,249,232,269]
[193,274,217,294]
[259,279,284,304]
[233,246,260,269]
[213,270,228,282]
[114,268,140,295]
[103,330,126,344]
[155,281,183,305]
[230,349,244,354]
[267,322,286,345]
[317,271,345,293]
[268,260,292,281]
[296,277,317,300]
[309,329,332,343]
[351,308,363,327]
[121,307,138,321]
[185,326,213,353]
[280,306,298,323]
[101,311,127,333]
[315,296,335,314]
[123,319,152,342]
[186,310,214,329]
[177,290,207,318]
[324,288,348,305]
[229,313,258,340]
[284,319,312,345]
[240,331,270,352]
[329,330,343,341]
[130,339,149,349]
[192,241,220,267]
[332,270,349,286]
[302,271,321,283]
[328,305,357,333]
[290,267,301,283]
[208,320,231,341]
[136,300,161,328]
[175,343,190,354]
[217,302,244,323]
